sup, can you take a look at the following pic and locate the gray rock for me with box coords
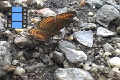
[63,48,87,63]
[12,60,19,65]
[25,63,45,72]
[14,67,25,75]
[54,68,94,80]
[53,51,65,64]
[14,36,33,48]
[0,1,11,11]
[73,30,93,47]
[0,17,4,30]
[97,27,115,37]
[0,41,11,49]
[86,0,103,8]
[57,7,68,13]
[59,41,76,52]
[111,37,120,43]
[116,43,120,49]
[96,5,119,27]
[80,23,97,29]
[0,45,12,77]
[103,43,115,52]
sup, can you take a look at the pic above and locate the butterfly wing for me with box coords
[37,16,56,32]
[29,11,76,40]
[56,11,76,30]
[29,28,60,40]
[29,29,51,40]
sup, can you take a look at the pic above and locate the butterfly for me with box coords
[29,11,76,41]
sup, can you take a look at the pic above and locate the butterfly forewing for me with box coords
[56,11,76,30]
[37,16,56,32]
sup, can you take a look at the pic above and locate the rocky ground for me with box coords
[0,0,120,80]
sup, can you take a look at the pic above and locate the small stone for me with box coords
[86,0,103,8]
[35,8,56,17]
[54,68,94,80]
[57,7,68,13]
[73,30,93,47]
[25,63,45,72]
[64,48,87,63]
[115,49,120,55]
[88,12,94,16]
[14,36,32,48]
[112,37,120,43]
[108,57,120,68]
[14,29,24,34]
[91,63,98,72]
[117,27,120,34]
[97,27,115,37]
[103,52,112,57]
[14,67,25,75]
[0,17,4,30]
[12,60,19,65]
[96,5,119,27]
[32,52,40,58]
[83,62,92,70]
[53,51,65,64]
[80,23,96,29]
[103,43,115,52]
[59,41,76,52]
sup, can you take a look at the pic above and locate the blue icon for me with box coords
[7,7,27,29]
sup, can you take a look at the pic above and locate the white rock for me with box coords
[88,12,94,16]
[103,52,112,57]
[73,30,93,47]
[83,62,92,70]
[115,49,120,55]
[12,60,19,65]
[65,48,87,63]
[97,27,115,37]
[14,67,25,75]
[35,8,56,17]
[108,57,120,68]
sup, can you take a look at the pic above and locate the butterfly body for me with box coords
[29,11,76,40]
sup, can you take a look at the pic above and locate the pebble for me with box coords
[53,51,65,64]
[103,52,112,57]
[57,7,68,13]
[0,17,4,30]
[83,61,92,70]
[25,63,45,72]
[14,36,32,48]
[32,52,40,58]
[59,41,76,52]
[54,68,94,80]
[115,49,120,55]
[73,30,93,47]
[108,57,120,68]
[103,43,115,52]
[97,27,115,37]
[88,12,94,16]
[80,23,97,29]
[111,37,120,43]
[96,5,119,27]
[63,48,87,63]
[86,0,103,8]
[12,60,19,65]
[14,67,25,75]
[0,45,12,77]
[35,8,57,17]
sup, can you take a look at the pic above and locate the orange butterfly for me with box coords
[29,11,76,40]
